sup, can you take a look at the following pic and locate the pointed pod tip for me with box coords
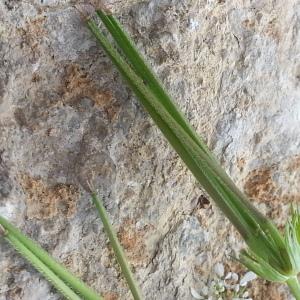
[85,1,112,14]
[86,179,96,194]
[72,1,112,16]
[74,4,95,22]
[97,2,113,14]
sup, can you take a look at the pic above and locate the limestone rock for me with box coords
[0,0,299,299]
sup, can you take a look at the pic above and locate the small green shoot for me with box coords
[90,189,142,300]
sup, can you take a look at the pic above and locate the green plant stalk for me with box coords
[86,17,291,275]
[91,192,143,300]
[287,277,300,300]
[0,216,102,300]
[85,10,300,298]
[91,13,291,272]
[4,233,81,300]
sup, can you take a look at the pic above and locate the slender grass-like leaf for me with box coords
[90,191,142,300]
[2,230,81,300]
[0,216,102,300]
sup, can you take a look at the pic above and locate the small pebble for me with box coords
[213,263,225,278]
[240,272,257,286]
[190,287,202,299]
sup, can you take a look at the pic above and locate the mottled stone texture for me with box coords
[0,0,299,299]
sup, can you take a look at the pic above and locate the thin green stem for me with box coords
[91,192,143,300]
[287,277,300,300]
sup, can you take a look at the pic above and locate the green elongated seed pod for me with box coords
[86,17,291,276]
[93,12,291,259]
[85,14,300,300]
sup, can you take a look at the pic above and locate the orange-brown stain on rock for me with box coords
[7,286,22,299]
[61,64,120,120]
[241,17,281,42]
[286,155,300,172]
[244,167,279,203]
[251,281,287,300]
[103,291,119,300]
[20,175,78,219]
[264,19,281,42]
[242,19,256,30]
[236,157,246,172]
[118,219,151,267]
[17,16,47,57]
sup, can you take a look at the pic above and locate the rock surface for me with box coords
[0,0,300,299]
